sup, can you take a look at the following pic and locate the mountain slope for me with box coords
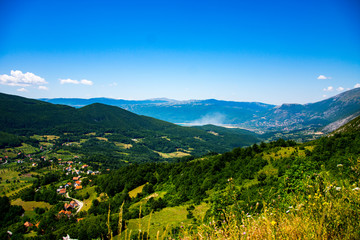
[247,88,360,130]
[41,89,360,133]
[332,114,360,134]
[0,92,260,161]
[41,97,275,125]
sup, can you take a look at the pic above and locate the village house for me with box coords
[70,200,78,208]
[75,185,82,190]
[64,203,71,210]
[24,222,33,228]
[73,176,80,181]
[74,180,81,186]
[64,200,78,210]
[58,210,72,218]
[58,188,66,195]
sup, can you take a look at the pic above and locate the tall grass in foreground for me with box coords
[109,159,360,240]
[179,160,360,239]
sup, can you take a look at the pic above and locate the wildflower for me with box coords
[286,210,290,213]
[337,164,343,167]
[271,221,276,226]
[243,232,246,235]
[352,187,359,191]
[335,187,341,191]
[247,215,251,218]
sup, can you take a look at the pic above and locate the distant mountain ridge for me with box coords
[41,88,360,133]
[252,88,360,132]
[0,92,260,161]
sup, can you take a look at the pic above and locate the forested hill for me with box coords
[0,92,179,134]
[88,119,360,239]
[0,92,260,160]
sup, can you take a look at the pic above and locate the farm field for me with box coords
[122,203,209,239]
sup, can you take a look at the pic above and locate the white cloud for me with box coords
[38,86,49,90]
[323,94,327,98]
[317,75,331,80]
[17,88,28,92]
[336,87,344,92]
[323,86,334,91]
[80,79,93,85]
[60,78,79,84]
[354,83,360,88]
[0,70,47,87]
[60,78,93,85]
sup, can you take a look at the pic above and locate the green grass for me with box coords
[114,142,133,149]
[129,192,167,211]
[79,186,98,212]
[11,198,52,211]
[14,143,38,154]
[154,151,191,158]
[128,184,147,198]
[24,231,38,238]
[123,203,209,239]
[262,146,314,161]
[0,169,34,196]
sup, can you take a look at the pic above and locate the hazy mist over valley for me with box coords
[0,0,359,239]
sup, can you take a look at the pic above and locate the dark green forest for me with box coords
[2,128,358,239]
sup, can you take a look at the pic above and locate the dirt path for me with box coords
[65,192,84,214]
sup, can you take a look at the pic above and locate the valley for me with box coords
[41,88,360,137]
[0,92,359,239]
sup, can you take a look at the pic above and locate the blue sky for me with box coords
[0,0,359,105]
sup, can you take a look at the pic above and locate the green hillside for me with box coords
[10,122,356,239]
[0,92,260,163]
[1,92,359,240]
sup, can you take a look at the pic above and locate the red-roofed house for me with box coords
[70,200,78,208]
[24,222,33,228]
[58,210,72,218]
